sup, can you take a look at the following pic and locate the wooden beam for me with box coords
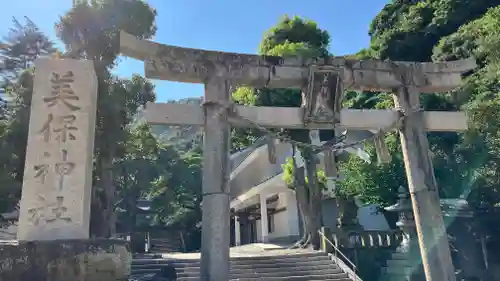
[142,102,468,132]
[120,31,475,93]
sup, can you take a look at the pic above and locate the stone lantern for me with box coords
[381,186,424,281]
[385,186,418,254]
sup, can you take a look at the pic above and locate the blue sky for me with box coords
[1,0,388,102]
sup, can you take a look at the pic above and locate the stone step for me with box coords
[132,253,162,259]
[150,242,180,246]
[150,244,180,248]
[133,252,326,264]
[386,258,414,268]
[150,239,180,244]
[390,252,409,260]
[132,264,340,275]
[131,267,343,278]
[163,276,352,281]
[133,258,332,268]
[214,266,342,277]
[148,248,181,253]
[150,239,179,242]
[131,250,355,281]
[150,241,180,244]
[149,248,180,252]
[131,261,336,275]
[133,254,327,263]
[383,266,414,276]
[133,262,337,272]
[380,277,411,281]
[174,273,349,281]
[172,276,350,281]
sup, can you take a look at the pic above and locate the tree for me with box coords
[0,17,56,80]
[369,0,500,61]
[55,0,157,237]
[142,138,202,250]
[339,1,500,210]
[148,145,201,225]
[431,6,500,207]
[114,122,160,234]
[232,15,331,249]
[0,18,57,216]
[0,70,34,213]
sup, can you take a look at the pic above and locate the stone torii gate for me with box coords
[119,31,475,281]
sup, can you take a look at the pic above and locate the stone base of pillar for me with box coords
[0,239,131,281]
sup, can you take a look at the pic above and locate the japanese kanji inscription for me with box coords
[17,58,97,241]
[27,194,72,225]
[44,71,81,111]
[39,114,78,143]
[55,149,76,191]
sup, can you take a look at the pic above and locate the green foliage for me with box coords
[53,0,158,237]
[148,144,202,229]
[110,120,203,238]
[0,17,55,215]
[259,15,330,57]
[353,1,500,209]
[263,41,323,58]
[281,157,326,188]
[339,135,405,207]
[0,17,56,79]
[425,6,500,207]
[231,15,330,151]
[0,2,161,236]
[232,87,256,105]
[114,122,160,231]
[1,0,499,246]
[56,0,156,65]
[369,0,500,61]
[433,6,500,65]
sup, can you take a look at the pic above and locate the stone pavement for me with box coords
[157,243,304,260]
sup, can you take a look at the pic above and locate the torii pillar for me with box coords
[118,31,475,281]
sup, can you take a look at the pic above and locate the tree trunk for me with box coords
[290,144,310,248]
[127,191,138,235]
[102,156,116,237]
[90,156,116,238]
[303,148,323,250]
[294,167,310,246]
[125,167,138,236]
[90,189,104,237]
[90,159,105,237]
[290,145,324,249]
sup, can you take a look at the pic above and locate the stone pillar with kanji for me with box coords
[0,57,133,281]
[17,58,97,241]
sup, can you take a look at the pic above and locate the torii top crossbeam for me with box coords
[119,31,476,281]
[120,31,475,93]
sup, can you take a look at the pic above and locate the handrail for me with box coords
[318,230,361,281]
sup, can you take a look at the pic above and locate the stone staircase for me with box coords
[131,249,354,280]
[149,237,182,253]
[380,251,424,281]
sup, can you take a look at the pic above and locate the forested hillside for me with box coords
[340,1,500,209]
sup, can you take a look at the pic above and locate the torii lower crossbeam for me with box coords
[143,102,468,132]
[119,30,475,281]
